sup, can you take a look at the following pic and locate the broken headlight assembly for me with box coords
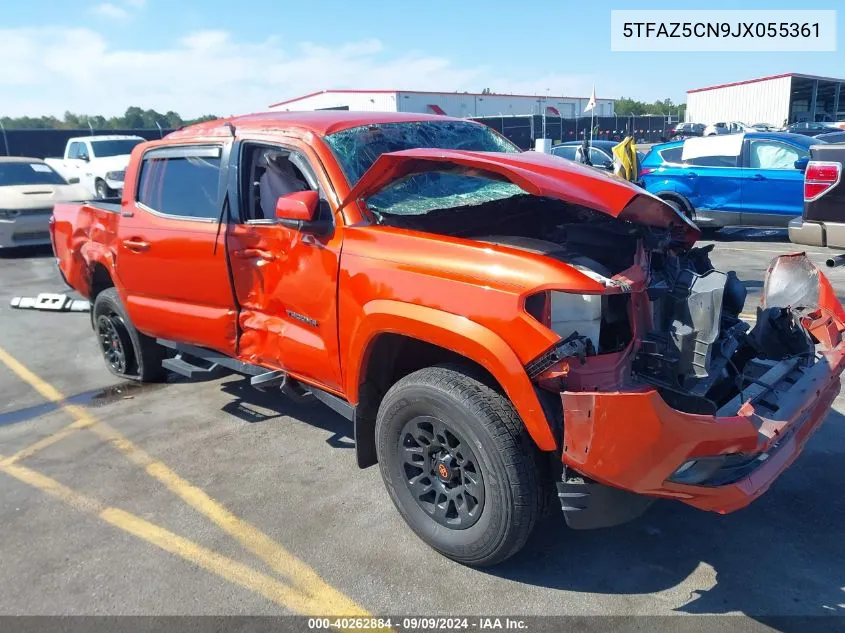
[524,289,633,380]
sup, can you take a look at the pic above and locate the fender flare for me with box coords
[346,300,557,451]
[78,241,118,299]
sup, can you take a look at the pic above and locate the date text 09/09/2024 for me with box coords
[307,618,528,630]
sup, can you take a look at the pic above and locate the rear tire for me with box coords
[658,193,693,220]
[92,288,167,382]
[375,365,543,566]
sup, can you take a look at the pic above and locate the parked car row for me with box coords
[670,120,845,140]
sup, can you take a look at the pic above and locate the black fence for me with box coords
[470,115,676,149]
[0,128,176,159]
[0,117,676,159]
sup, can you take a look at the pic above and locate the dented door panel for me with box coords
[226,138,344,392]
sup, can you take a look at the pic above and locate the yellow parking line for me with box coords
[90,421,367,613]
[0,456,353,615]
[0,345,368,617]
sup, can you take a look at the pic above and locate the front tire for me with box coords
[376,365,543,566]
[92,288,166,382]
[94,179,111,199]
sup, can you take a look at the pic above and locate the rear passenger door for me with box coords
[115,143,238,355]
[740,138,807,226]
[683,154,743,223]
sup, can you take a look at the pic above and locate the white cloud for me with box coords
[90,3,131,21]
[0,27,596,118]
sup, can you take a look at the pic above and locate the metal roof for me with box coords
[688,73,845,94]
[269,89,612,108]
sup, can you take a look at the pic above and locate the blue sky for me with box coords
[2,0,843,117]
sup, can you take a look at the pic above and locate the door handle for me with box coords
[233,248,276,261]
[122,238,150,252]
[751,173,766,180]
[685,172,698,178]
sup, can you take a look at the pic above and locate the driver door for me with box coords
[225,139,344,392]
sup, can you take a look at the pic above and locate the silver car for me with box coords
[0,157,88,248]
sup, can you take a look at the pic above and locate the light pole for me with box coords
[0,120,9,156]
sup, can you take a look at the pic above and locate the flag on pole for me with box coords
[584,86,597,113]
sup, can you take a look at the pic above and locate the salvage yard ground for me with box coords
[1,230,844,622]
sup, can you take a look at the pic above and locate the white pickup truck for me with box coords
[45,135,144,199]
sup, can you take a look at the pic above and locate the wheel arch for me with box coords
[655,190,694,218]
[347,301,558,468]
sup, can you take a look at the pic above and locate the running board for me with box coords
[157,339,265,376]
[161,355,223,379]
[156,339,355,422]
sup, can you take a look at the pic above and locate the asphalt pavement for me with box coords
[0,231,843,628]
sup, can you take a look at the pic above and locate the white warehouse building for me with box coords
[269,89,615,118]
[687,73,845,126]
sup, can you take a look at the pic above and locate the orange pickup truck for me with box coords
[50,111,845,566]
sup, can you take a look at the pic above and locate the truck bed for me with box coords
[789,144,845,249]
[51,200,123,298]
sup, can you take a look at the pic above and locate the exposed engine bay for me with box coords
[380,194,837,416]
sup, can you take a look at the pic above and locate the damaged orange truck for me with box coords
[51,112,845,566]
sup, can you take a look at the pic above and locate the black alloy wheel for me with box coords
[96,312,132,374]
[400,415,485,529]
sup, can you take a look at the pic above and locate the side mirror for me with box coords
[794,157,809,172]
[274,190,331,235]
[79,153,89,162]
[67,177,80,184]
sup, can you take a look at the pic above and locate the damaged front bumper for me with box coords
[551,253,845,525]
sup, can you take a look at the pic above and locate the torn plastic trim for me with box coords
[525,332,592,380]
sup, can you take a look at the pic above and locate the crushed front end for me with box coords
[528,239,845,528]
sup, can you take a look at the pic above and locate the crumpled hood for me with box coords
[0,184,90,209]
[340,148,700,242]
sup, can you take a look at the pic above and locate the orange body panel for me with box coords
[49,111,845,517]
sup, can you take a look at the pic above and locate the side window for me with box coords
[552,146,577,160]
[137,146,222,219]
[239,143,322,223]
[589,148,612,166]
[748,140,804,170]
[68,142,83,159]
[658,146,684,164]
[688,154,737,168]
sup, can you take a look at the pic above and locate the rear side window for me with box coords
[688,155,737,167]
[136,146,222,219]
[658,147,683,163]
[748,140,804,169]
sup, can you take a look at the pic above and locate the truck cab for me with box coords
[45,135,144,199]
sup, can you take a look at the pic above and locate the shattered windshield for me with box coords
[324,120,523,217]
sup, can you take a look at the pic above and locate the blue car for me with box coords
[639,132,822,228]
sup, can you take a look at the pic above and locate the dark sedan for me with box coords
[786,122,843,137]
[550,140,645,172]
